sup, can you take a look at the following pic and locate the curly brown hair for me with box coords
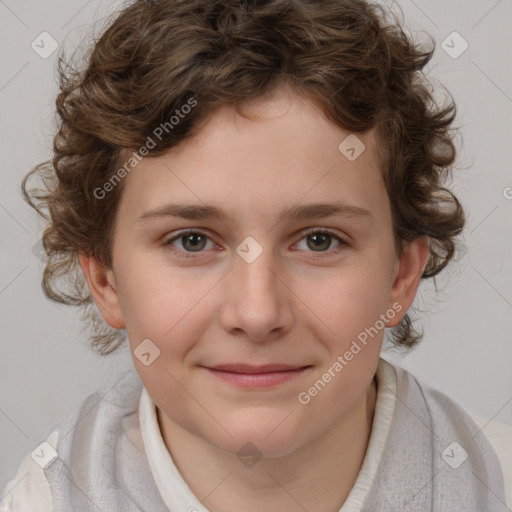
[22,0,465,355]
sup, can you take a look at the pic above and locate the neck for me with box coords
[157,377,377,512]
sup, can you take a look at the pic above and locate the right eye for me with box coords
[163,230,217,259]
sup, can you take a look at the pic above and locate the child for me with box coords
[2,0,511,510]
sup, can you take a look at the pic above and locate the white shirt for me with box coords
[2,358,511,511]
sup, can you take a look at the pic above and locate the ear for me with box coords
[386,236,430,327]
[78,251,125,329]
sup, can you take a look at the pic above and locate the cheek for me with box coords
[115,252,188,332]
[293,267,387,421]
[299,260,393,344]
[113,266,216,410]
[120,269,203,422]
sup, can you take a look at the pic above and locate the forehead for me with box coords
[116,88,388,229]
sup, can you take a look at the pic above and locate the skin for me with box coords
[80,85,429,512]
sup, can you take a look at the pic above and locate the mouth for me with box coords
[200,363,313,388]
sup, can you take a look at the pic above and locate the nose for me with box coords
[219,241,294,343]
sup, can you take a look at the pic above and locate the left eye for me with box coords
[295,228,347,253]
[164,229,347,258]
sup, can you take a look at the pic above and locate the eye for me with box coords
[294,228,348,256]
[164,230,216,259]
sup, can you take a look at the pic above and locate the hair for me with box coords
[22,0,465,355]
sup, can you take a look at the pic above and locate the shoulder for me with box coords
[380,358,512,506]
[0,430,58,512]
[0,369,143,512]
[466,409,512,506]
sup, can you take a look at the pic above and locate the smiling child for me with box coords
[1,0,511,511]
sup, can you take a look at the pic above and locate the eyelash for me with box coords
[163,228,349,260]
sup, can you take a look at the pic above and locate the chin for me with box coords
[205,410,311,459]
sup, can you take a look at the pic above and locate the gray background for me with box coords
[1,0,511,493]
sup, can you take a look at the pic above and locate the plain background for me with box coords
[1,0,511,493]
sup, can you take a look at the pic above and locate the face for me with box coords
[82,86,427,458]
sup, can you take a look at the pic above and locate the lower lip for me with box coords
[204,368,309,388]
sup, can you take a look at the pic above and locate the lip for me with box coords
[201,363,312,388]
[207,363,309,373]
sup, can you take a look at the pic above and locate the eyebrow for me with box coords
[137,201,374,225]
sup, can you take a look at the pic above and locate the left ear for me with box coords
[386,236,430,327]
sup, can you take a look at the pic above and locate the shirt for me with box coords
[1,357,511,511]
